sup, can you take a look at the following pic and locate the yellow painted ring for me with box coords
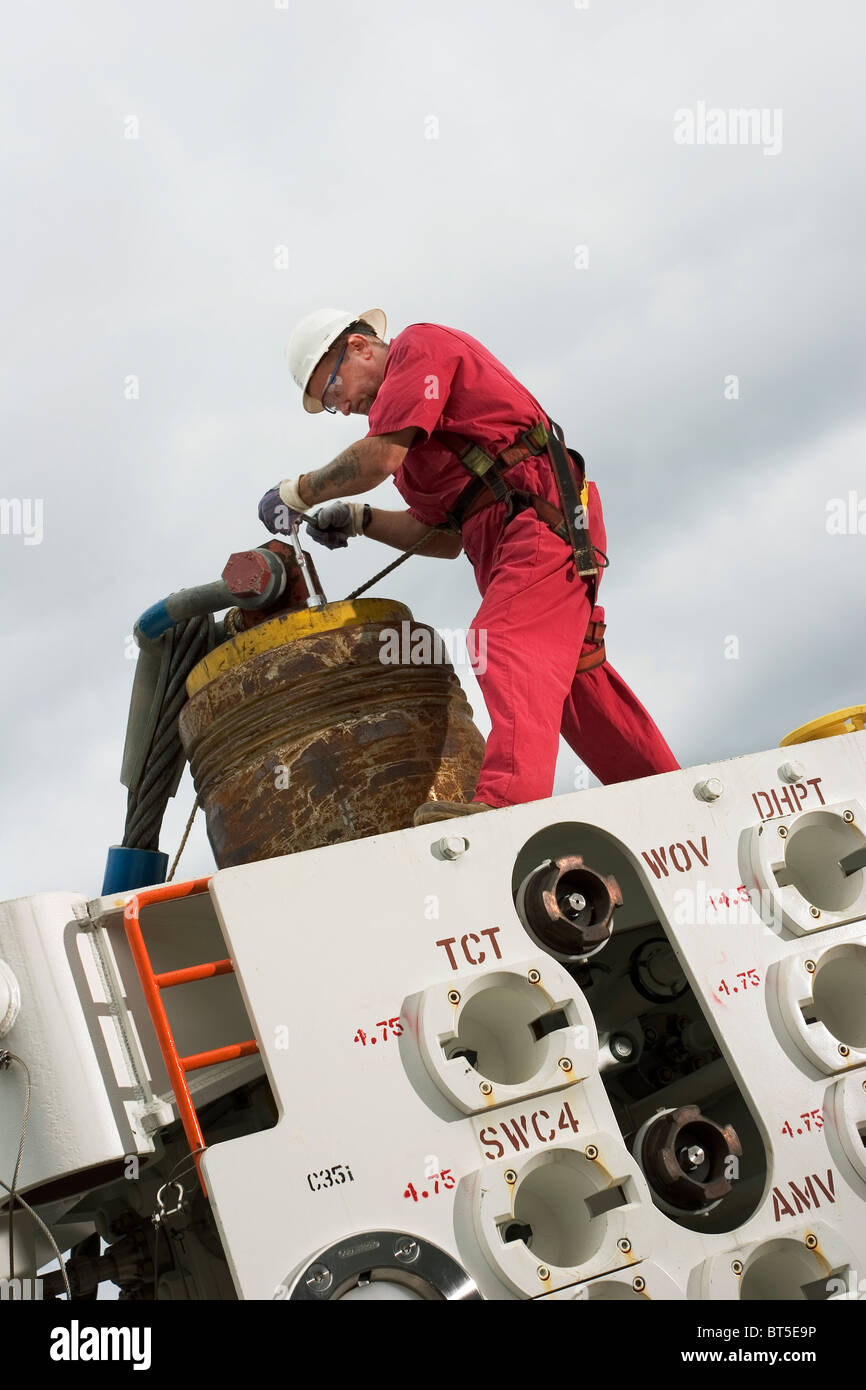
[780,705,866,747]
[186,597,412,696]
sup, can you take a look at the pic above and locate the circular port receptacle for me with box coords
[740,1239,839,1302]
[446,978,552,1085]
[289,1233,481,1301]
[417,959,595,1113]
[811,944,866,1050]
[771,932,866,1074]
[778,811,864,913]
[510,1150,612,1270]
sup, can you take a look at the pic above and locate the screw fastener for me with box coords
[632,1276,646,1292]
[805,960,816,973]
[805,1233,818,1250]
[617,1238,632,1253]
[731,1260,743,1276]
[585,1145,598,1160]
[838,1044,850,1057]
[558,1057,573,1072]
[778,825,788,838]
[504,1168,517,1185]
[537,1265,550,1281]
[479,1081,493,1095]
[394,1237,419,1262]
[527,969,541,983]
[447,989,460,1005]
[843,810,855,823]
[305,1263,333,1293]
[809,906,821,919]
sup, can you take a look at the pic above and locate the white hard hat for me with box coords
[286,306,387,413]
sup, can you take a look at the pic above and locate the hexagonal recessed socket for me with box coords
[518,855,622,960]
[638,1104,741,1211]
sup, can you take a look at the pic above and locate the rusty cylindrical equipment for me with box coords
[179,599,485,866]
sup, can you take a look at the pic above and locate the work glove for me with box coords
[258,478,308,534]
[306,501,369,549]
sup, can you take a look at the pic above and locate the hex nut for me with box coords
[438,834,469,860]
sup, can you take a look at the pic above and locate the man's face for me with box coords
[307,333,388,416]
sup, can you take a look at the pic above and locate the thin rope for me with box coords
[342,530,439,601]
[167,796,200,882]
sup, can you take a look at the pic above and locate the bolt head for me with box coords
[447,989,460,1005]
[809,906,821,919]
[778,825,788,837]
[566,891,587,913]
[695,777,723,802]
[805,960,816,973]
[731,1260,743,1275]
[632,1276,645,1292]
[843,810,855,823]
[585,1144,598,1160]
[438,835,468,860]
[504,1169,517,1185]
[479,1081,493,1095]
[610,1033,635,1061]
[839,1044,850,1057]
[779,761,805,783]
[537,1265,550,1281]
[222,549,274,599]
[805,1233,818,1250]
[558,1057,573,1072]
[617,1238,631,1253]
[682,1144,706,1170]
[527,969,541,984]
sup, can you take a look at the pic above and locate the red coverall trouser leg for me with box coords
[464,470,680,809]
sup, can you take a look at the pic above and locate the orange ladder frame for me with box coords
[123,876,259,1196]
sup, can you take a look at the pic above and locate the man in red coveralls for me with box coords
[259,307,679,824]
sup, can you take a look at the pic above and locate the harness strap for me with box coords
[440,419,608,673]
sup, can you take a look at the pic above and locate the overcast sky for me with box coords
[2,0,864,904]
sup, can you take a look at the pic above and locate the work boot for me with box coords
[412,800,495,827]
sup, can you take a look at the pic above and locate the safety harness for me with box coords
[438,419,609,673]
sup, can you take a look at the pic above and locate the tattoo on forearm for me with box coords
[305,446,365,499]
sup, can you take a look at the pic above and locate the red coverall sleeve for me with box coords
[365,326,460,445]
